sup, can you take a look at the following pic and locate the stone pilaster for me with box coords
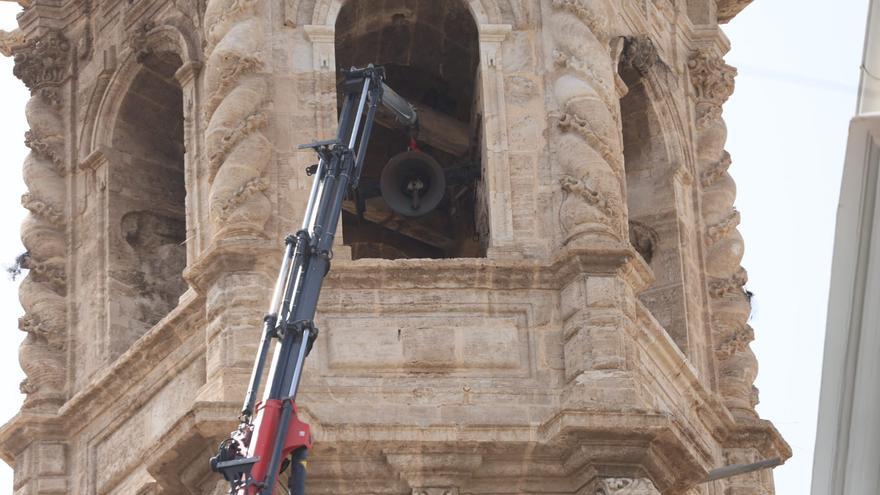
[11,440,69,494]
[12,29,70,413]
[560,273,640,409]
[548,0,628,247]
[689,50,758,419]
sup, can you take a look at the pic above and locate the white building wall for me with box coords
[812,2,880,491]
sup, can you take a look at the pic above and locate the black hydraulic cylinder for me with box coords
[288,449,308,495]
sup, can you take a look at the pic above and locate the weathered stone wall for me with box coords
[0,1,787,494]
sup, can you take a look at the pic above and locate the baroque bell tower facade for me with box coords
[0,0,788,493]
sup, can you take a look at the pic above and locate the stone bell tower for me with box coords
[0,0,789,494]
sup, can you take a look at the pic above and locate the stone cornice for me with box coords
[716,0,753,24]
[0,288,206,462]
[326,247,655,293]
[185,239,655,295]
[0,411,65,465]
[723,417,792,460]
[57,289,205,426]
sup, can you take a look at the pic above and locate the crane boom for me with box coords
[210,66,417,495]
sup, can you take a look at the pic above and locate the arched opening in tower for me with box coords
[108,50,187,356]
[335,0,485,260]
[618,54,691,354]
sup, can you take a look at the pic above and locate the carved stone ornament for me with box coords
[12,30,71,94]
[621,35,659,76]
[701,151,732,187]
[688,50,736,108]
[629,220,660,264]
[128,21,157,63]
[716,324,755,359]
[560,174,616,222]
[412,489,458,495]
[706,209,741,245]
[709,267,748,298]
[0,29,26,57]
[596,477,660,495]
[551,0,609,44]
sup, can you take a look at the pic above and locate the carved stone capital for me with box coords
[12,30,71,97]
[688,50,736,109]
[596,478,660,494]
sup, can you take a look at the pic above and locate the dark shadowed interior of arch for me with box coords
[335,0,485,260]
[619,59,690,354]
[108,50,187,358]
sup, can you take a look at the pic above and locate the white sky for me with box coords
[0,2,868,493]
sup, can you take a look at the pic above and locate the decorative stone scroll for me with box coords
[10,29,71,411]
[689,49,757,418]
[203,0,272,239]
[549,0,627,246]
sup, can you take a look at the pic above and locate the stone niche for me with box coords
[107,49,187,360]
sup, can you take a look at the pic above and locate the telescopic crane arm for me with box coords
[210,66,418,495]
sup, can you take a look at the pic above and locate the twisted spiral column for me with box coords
[204,0,272,240]
[549,1,635,405]
[548,0,627,247]
[689,50,758,418]
[11,30,70,411]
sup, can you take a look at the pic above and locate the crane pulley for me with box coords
[210,65,418,495]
